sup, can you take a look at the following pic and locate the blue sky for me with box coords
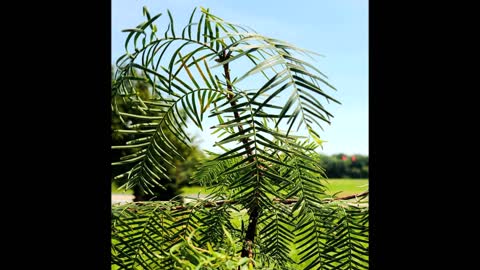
[112,0,368,155]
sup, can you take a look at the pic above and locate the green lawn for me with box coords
[113,179,368,197]
[324,178,368,196]
[111,182,133,195]
[180,179,368,197]
[180,185,210,196]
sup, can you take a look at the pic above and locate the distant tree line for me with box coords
[318,154,368,178]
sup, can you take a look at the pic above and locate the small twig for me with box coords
[329,191,369,201]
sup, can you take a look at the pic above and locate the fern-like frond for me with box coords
[294,205,337,270]
[112,202,176,269]
[197,203,238,248]
[112,199,238,269]
[112,7,258,193]
[322,197,369,269]
[293,195,369,270]
[209,92,297,212]
[213,33,340,140]
[190,153,244,199]
[112,88,221,193]
[257,203,295,267]
[168,226,252,270]
[278,140,330,215]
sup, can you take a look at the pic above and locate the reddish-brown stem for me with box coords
[221,51,253,157]
[220,51,260,260]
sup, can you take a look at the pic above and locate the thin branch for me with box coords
[221,51,253,157]
[220,49,259,260]
[116,191,369,212]
[273,190,369,203]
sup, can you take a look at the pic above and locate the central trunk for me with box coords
[240,207,259,258]
[221,51,259,263]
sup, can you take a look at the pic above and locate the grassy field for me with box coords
[323,178,368,196]
[112,179,368,197]
[111,182,133,195]
[180,179,368,197]
[112,179,368,205]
